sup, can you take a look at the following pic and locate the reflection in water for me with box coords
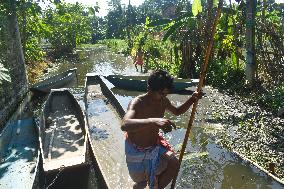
[44,47,283,189]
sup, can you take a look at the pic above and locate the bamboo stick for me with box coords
[170,1,223,188]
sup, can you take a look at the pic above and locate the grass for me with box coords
[97,39,128,54]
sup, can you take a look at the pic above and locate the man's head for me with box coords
[147,70,174,93]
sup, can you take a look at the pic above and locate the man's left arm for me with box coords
[165,92,199,116]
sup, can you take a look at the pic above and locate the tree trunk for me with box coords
[179,40,193,78]
[6,0,28,92]
[245,0,256,85]
[0,0,28,128]
[21,0,27,56]
[229,0,240,69]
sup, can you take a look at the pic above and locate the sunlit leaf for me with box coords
[183,151,209,160]
[231,51,237,66]
[192,0,202,16]
[213,0,218,7]
[144,16,150,29]
[228,17,233,35]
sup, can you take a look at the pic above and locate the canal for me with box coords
[37,46,283,189]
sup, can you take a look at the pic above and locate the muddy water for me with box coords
[45,46,283,189]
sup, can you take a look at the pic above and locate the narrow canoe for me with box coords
[85,73,134,188]
[30,68,77,93]
[39,89,88,173]
[105,74,199,92]
[0,118,40,189]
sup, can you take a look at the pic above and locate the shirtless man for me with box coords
[121,70,199,189]
[134,48,143,72]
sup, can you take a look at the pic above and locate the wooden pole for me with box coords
[170,1,223,188]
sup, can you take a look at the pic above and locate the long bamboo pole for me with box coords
[170,1,223,188]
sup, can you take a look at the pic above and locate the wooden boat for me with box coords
[0,118,40,189]
[30,68,77,93]
[105,74,199,92]
[39,89,88,173]
[85,73,134,188]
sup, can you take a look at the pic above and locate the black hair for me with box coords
[147,70,174,91]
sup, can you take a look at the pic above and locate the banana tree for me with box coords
[147,0,219,78]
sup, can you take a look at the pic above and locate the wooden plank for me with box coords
[85,75,134,189]
[44,156,86,172]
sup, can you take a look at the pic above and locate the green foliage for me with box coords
[213,0,218,7]
[132,31,148,50]
[206,59,245,91]
[98,39,128,54]
[150,12,197,41]
[90,17,106,42]
[93,0,283,111]
[221,35,236,52]
[130,28,180,76]
[43,2,94,53]
[162,20,183,41]
[17,1,45,63]
[257,86,284,113]
[77,43,103,49]
[147,18,172,27]
[25,38,45,62]
[105,4,125,39]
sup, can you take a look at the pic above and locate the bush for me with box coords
[257,85,284,113]
[98,39,128,54]
[206,59,246,92]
